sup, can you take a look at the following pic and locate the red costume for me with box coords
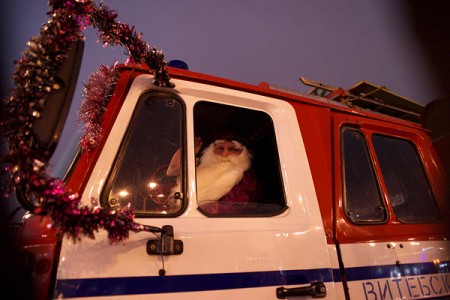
[198,168,262,214]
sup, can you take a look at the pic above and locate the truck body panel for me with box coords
[11,65,450,299]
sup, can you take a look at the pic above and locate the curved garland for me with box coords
[1,0,173,242]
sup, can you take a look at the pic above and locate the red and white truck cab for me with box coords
[10,61,449,300]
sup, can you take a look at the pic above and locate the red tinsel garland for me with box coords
[1,0,173,243]
[78,62,120,153]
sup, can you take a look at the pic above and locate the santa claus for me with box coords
[196,133,263,214]
[161,133,261,214]
[197,137,255,199]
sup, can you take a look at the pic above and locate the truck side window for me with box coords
[342,128,387,224]
[193,101,286,216]
[372,134,440,223]
[101,91,185,216]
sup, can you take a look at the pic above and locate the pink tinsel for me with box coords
[1,0,172,243]
[78,62,120,153]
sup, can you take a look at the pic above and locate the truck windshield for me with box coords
[101,91,185,216]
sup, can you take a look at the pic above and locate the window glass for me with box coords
[48,129,81,181]
[193,101,286,216]
[101,92,184,216]
[372,134,440,223]
[342,128,387,224]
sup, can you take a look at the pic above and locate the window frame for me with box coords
[340,127,388,224]
[371,133,441,223]
[100,91,288,218]
[333,113,446,243]
[193,100,288,217]
[100,90,187,218]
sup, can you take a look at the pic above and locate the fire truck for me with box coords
[4,40,450,299]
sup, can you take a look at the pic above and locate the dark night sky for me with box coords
[1,0,449,139]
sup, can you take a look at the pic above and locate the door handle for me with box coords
[147,225,183,255]
[276,281,326,298]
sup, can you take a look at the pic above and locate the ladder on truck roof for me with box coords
[299,77,423,123]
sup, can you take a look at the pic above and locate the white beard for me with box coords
[196,143,251,203]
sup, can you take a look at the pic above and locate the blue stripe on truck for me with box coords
[55,261,449,298]
[55,268,333,297]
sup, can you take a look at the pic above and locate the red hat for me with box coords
[211,128,246,145]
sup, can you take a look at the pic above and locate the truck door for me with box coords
[54,76,338,299]
[333,113,450,300]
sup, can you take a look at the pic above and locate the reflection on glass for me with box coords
[372,134,440,223]
[342,128,386,223]
[102,92,184,215]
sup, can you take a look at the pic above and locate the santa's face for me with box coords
[195,139,252,203]
[213,140,243,158]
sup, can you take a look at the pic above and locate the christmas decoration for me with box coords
[1,0,173,243]
[78,62,120,153]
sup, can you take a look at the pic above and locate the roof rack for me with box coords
[299,77,423,123]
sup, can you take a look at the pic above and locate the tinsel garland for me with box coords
[1,0,173,243]
[78,62,120,153]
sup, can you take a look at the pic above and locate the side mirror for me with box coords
[32,40,84,157]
